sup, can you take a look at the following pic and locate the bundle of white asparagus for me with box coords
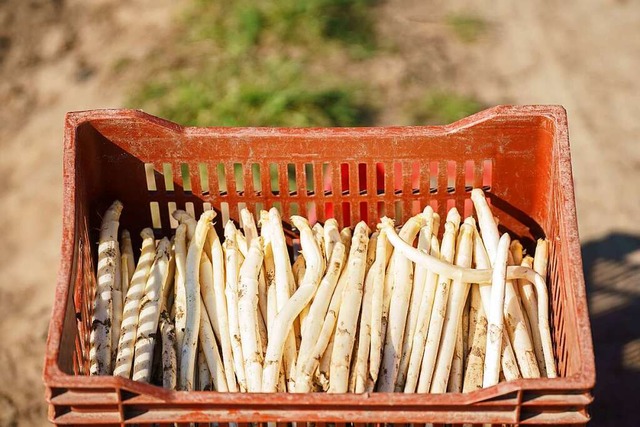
[89,188,556,392]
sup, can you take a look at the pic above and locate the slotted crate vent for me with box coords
[44,107,594,426]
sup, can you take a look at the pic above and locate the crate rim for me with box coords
[44,104,595,404]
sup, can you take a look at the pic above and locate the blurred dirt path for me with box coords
[0,1,179,425]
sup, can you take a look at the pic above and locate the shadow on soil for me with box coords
[582,233,640,426]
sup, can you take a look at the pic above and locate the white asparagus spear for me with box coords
[173,209,196,243]
[260,211,278,335]
[236,230,248,258]
[173,224,188,360]
[111,254,127,366]
[365,231,379,274]
[448,320,464,392]
[324,218,341,261]
[268,208,298,391]
[197,346,212,391]
[463,284,487,392]
[473,230,521,381]
[238,238,265,392]
[378,214,426,391]
[415,214,460,393]
[241,208,268,329]
[178,210,216,391]
[296,242,347,385]
[262,215,324,392]
[403,234,440,393]
[132,237,171,382]
[354,229,385,393]
[199,299,228,392]
[430,219,474,393]
[292,254,307,337]
[470,189,540,379]
[312,223,326,269]
[483,233,511,387]
[223,221,248,392]
[90,200,123,375]
[340,227,352,254]
[396,207,434,391]
[329,222,370,393]
[533,239,556,377]
[160,310,177,389]
[206,225,238,391]
[318,331,335,391]
[114,228,155,378]
[367,229,391,392]
[120,230,135,295]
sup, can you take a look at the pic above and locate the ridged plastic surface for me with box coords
[44,106,595,426]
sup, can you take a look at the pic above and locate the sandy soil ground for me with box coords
[0,0,638,425]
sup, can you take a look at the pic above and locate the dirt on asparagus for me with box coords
[0,0,639,426]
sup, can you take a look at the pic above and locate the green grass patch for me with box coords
[446,13,488,43]
[411,91,484,125]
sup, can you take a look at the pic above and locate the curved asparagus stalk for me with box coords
[470,189,540,379]
[484,233,510,387]
[367,230,390,392]
[329,222,370,393]
[396,207,435,391]
[90,200,123,375]
[268,208,298,391]
[238,238,265,392]
[133,237,171,382]
[296,242,346,384]
[262,216,324,392]
[114,228,155,378]
[430,219,474,393]
[199,299,228,392]
[223,221,248,392]
[533,239,556,377]
[178,210,216,391]
[378,214,425,391]
[416,219,459,393]
[403,234,440,393]
[173,224,188,360]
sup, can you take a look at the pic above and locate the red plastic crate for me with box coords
[44,105,595,426]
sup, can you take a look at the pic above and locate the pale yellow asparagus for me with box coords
[114,228,155,378]
[473,229,521,381]
[403,235,440,393]
[462,284,487,392]
[378,214,425,391]
[430,219,474,393]
[199,300,228,392]
[223,221,248,392]
[416,214,460,393]
[120,229,135,293]
[533,239,556,377]
[197,346,212,391]
[396,207,435,391]
[207,225,237,391]
[133,237,171,382]
[173,209,196,243]
[178,210,216,391]
[160,310,177,390]
[238,238,265,392]
[111,253,128,366]
[262,215,323,392]
[90,200,123,375]
[296,242,347,389]
[236,229,248,258]
[340,227,352,254]
[173,224,188,359]
[318,331,335,391]
[323,218,341,262]
[483,233,510,387]
[354,229,386,393]
[470,189,540,379]
[312,223,326,270]
[447,320,464,393]
[260,211,278,335]
[329,222,370,393]
[268,208,298,391]
[241,208,268,329]
[292,254,307,337]
[368,229,394,392]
